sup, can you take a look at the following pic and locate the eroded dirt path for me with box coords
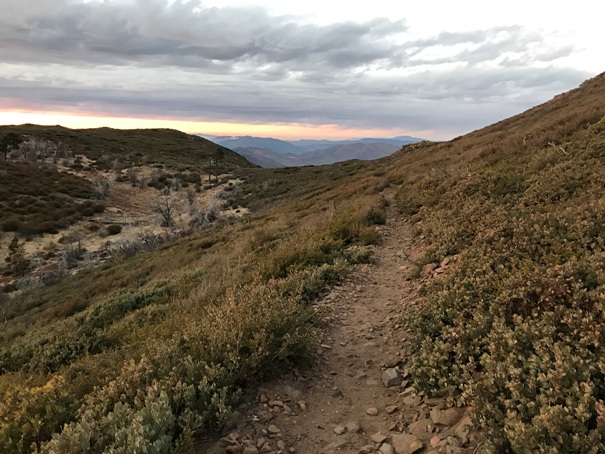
[206,208,481,454]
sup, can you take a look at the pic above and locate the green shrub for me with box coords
[106,224,122,235]
[402,101,605,451]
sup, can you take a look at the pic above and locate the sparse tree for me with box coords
[92,178,112,200]
[0,132,23,161]
[155,188,177,227]
[4,236,29,277]
[213,148,225,180]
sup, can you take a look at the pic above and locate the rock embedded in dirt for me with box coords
[379,443,396,454]
[382,368,403,388]
[385,405,399,415]
[402,396,421,407]
[454,415,473,439]
[371,432,388,443]
[267,424,281,434]
[430,407,464,426]
[346,421,361,433]
[430,435,441,448]
[366,407,379,416]
[324,436,349,451]
[334,425,346,435]
[392,434,423,454]
[420,263,437,278]
[359,445,376,454]
[408,418,433,438]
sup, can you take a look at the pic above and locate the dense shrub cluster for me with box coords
[399,79,605,451]
[0,162,100,235]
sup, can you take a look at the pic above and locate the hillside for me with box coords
[235,142,409,168]
[213,135,422,167]
[0,125,253,170]
[297,141,400,165]
[212,136,303,155]
[1,72,605,454]
[291,136,421,152]
[233,146,306,168]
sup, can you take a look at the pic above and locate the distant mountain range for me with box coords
[203,135,423,167]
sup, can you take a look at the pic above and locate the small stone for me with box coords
[420,263,437,278]
[268,400,284,407]
[392,434,423,454]
[226,446,241,454]
[366,407,379,416]
[334,425,346,435]
[385,405,399,415]
[407,418,432,438]
[430,407,464,426]
[243,447,259,454]
[388,422,399,432]
[371,432,388,443]
[260,443,273,453]
[430,436,441,448]
[454,415,473,439]
[222,432,240,445]
[403,396,421,407]
[440,436,461,448]
[324,436,349,450]
[277,440,286,450]
[379,444,395,454]
[382,368,403,388]
[267,424,281,434]
[346,421,361,433]
[259,394,268,404]
[359,445,376,454]
[296,400,307,411]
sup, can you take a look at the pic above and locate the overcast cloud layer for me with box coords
[0,0,594,137]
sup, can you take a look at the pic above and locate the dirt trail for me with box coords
[206,208,481,454]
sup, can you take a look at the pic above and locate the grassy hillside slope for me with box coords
[2,71,605,453]
[0,125,253,171]
[0,156,388,452]
[383,72,605,452]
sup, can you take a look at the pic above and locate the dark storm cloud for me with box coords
[0,0,592,136]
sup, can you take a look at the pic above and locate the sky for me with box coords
[0,0,602,140]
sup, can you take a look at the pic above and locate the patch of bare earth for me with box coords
[0,163,246,292]
[204,208,483,454]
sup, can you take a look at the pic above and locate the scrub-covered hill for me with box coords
[1,71,605,453]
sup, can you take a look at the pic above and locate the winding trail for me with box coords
[205,208,481,454]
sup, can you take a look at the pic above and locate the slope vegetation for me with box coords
[0,157,388,452]
[2,72,605,453]
[385,72,605,452]
[0,125,252,170]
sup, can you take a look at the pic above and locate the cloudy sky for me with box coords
[0,0,601,140]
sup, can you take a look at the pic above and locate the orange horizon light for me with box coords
[0,110,439,141]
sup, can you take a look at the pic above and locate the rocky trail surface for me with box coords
[203,209,483,454]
